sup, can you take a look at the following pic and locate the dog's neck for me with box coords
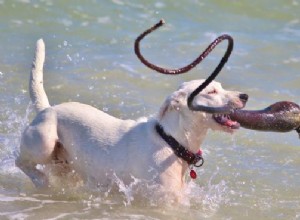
[155,116,207,184]
[155,123,204,165]
[158,112,209,153]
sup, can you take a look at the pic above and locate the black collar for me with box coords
[155,123,204,167]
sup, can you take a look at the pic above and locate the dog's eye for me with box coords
[208,89,217,94]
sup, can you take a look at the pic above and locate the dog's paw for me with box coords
[32,175,50,189]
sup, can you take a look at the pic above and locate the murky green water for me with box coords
[0,0,300,219]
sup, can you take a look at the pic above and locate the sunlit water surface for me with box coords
[0,0,300,219]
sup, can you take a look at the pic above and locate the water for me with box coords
[0,0,300,219]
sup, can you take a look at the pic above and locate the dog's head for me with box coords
[158,79,248,134]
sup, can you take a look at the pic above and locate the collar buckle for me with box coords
[193,155,204,167]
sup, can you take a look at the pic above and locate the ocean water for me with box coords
[0,0,300,219]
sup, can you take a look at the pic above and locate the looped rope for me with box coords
[134,20,234,110]
[187,35,233,110]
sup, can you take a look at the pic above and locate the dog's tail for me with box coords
[29,39,50,113]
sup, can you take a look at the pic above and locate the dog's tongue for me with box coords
[216,115,240,129]
[224,119,240,129]
[225,120,238,127]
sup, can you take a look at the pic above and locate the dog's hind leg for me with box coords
[16,158,50,188]
[16,108,58,188]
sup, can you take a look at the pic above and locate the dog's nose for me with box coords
[239,93,249,102]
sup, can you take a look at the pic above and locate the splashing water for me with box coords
[0,95,31,174]
[183,168,230,218]
[112,173,141,206]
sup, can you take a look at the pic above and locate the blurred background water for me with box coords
[0,0,300,219]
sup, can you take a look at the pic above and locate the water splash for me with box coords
[112,173,141,206]
[0,97,32,175]
[183,168,230,218]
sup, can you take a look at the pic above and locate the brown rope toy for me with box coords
[134,19,235,114]
[134,20,300,138]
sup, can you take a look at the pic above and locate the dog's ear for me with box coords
[159,90,186,119]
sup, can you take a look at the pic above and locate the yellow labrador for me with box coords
[16,39,248,196]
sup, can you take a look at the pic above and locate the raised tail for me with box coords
[29,39,50,113]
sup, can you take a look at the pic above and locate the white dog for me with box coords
[16,39,248,196]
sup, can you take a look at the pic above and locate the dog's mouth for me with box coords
[213,113,240,129]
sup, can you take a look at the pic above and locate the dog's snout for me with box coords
[239,93,248,102]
